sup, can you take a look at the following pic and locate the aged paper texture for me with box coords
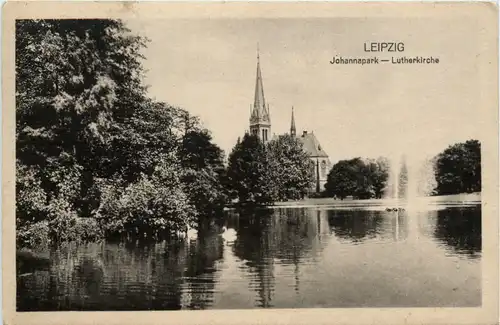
[3,2,499,325]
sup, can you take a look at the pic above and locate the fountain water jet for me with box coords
[384,153,437,211]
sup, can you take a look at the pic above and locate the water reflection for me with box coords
[231,209,275,308]
[327,209,384,242]
[434,207,481,258]
[18,205,482,311]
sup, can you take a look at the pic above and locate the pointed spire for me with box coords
[290,106,296,137]
[254,48,265,114]
[249,44,271,143]
[250,44,270,126]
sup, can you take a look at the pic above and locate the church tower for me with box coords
[249,48,271,143]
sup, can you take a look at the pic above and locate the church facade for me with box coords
[248,53,331,193]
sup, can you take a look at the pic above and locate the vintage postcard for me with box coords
[2,1,499,325]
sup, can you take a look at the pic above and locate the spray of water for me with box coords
[384,153,437,211]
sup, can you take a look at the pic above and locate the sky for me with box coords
[125,17,486,164]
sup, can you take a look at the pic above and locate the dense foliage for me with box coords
[226,134,275,205]
[266,135,315,201]
[16,19,226,248]
[324,157,390,200]
[434,140,481,195]
[226,134,315,205]
[178,130,228,218]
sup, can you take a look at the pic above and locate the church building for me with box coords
[248,51,331,193]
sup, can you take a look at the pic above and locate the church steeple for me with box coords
[254,47,265,113]
[249,45,271,143]
[290,106,296,137]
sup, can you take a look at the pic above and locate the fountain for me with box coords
[384,153,437,211]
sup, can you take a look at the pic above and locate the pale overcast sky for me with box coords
[125,17,485,163]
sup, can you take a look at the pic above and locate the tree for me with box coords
[324,159,361,199]
[179,129,228,217]
[325,157,389,200]
[16,19,152,242]
[15,19,212,244]
[16,19,149,203]
[371,157,390,199]
[435,140,481,195]
[226,134,275,205]
[266,135,315,201]
[179,129,224,171]
[352,159,375,200]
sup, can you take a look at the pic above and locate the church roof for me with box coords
[298,132,329,158]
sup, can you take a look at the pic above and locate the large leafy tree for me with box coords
[179,129,228,217]
[226,134,275,205]
[325,159,361,199]
[266,135,314,201]
[15,19,198,244]
[371,157,390,199]
[352,159,375,200]
[325,157,389,200]
[16,19,150,218]
[179,129,224,171]
[435,140,481,195]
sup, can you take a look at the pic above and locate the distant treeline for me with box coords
[323,139,481,200]
[15,19,481,249]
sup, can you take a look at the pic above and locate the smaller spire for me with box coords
[290,106,296,137]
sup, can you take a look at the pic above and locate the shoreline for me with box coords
[224,192,481,210]
[271,192,481,209]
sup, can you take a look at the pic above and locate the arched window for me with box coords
[321,160,327,177]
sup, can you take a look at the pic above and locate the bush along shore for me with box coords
[16,19,482,250]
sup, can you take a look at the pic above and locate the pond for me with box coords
[17,205,481,311]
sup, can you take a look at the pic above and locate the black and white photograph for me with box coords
[3,2,499,325]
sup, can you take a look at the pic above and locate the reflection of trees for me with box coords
[274,208,328,262]
[232,207,329,305]
[18,236,224,311]
[434,207,481,258]
[274,208,321,294]
[327,210,384,242]
[232,208,275,308]
[183,234,224,310]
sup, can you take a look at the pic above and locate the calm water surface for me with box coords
[17,206,481,311]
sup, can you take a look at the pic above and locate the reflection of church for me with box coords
[247,51,331,192]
